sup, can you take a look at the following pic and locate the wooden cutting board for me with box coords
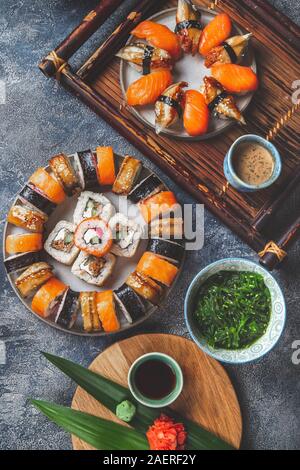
[72,334,242,450]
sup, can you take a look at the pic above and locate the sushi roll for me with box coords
[15,262,53,298]
[19,185,57,217]
[128,174,164,204]
[147,238,185,264]
[49,153,80,196]
[7,204,47,233]
[109,213,142,258]
[80,292,101,332]
[29,168,66,204]
[126,271,163,305]
[112,156,142,195]
[139,191,178,223]
[73,191,115,225]
[74,217,112,257]
[70,153,85,189]
[4,251,43,274]
[6,233,43,255]
[95,147,116,186]
[149,217,184,242]
[76,150,98,190]
[71,251,116,287]
[137,252,179,287]
[31,277,67,318]
[96,290,120,332]
[44,221,79,265]
[114,284,145,323]
[55,289,79,329]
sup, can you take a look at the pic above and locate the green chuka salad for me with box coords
[194,271,272,350]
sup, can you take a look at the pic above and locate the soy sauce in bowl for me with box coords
[134,359,176,400]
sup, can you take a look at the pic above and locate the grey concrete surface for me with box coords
[0,0,299,451]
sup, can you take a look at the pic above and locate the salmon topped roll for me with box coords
[6,233,43,254]
[29,168,66,204]
[31,277,67,318]
[74,217,113,257]
[137,252,179,287]
[139,191,178,223]
[131,20,181,60]
[95,147,116,186]
[96,291,120,333]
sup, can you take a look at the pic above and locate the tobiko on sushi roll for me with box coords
[74,217,113,257]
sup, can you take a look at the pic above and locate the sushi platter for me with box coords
[39,0,300,269]
[3,149,185,336]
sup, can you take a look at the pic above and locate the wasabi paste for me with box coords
[116,400,136,423]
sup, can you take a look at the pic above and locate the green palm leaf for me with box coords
[31,400,149,450]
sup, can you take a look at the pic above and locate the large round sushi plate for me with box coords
[120,7,257,140]
[3,150,185,336]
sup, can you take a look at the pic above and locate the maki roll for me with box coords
[149,217,184,242]
[4,251,43,274]
[49,153,80,196]
[19,185,57,217]
[70,153,85,189]
[15,262,53,298]
[137,252,179,287]
[6,233,43,255]
[31,277,67,318]
[29,168,66,204]
[55,289,79,329]
[76,150,98,190]
[109,213,142,258]
[80,292,101,332]
[129,174,164,204]
[44,221,79,265]
[112,156,142,195]
[126,271,163,305]
[139,191,178,223]
[71,251,116,287]
[114,284,145,323]
[7,204,47,233]
[74,217,112,257]
[73,191,115,225]
[96,290,120,332]
[147,238,184,264]
[95,147,116,186]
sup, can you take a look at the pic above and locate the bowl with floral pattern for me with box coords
[184,258,286,364]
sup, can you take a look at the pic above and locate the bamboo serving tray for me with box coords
[39,0,300,270]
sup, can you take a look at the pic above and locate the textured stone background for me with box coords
[0,0,299,450]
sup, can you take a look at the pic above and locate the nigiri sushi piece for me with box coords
[136,252,179,287]
[205,34,252,68]
[96,291,120,333]
[202,76,245,124]
[175,0,202,55]
[139,191,178,224]
[211,63,259,93]
[6,233,43,255]
[155,81,187,134]
[199,13,232,56]
[183,90,209,136]
[131,21,181,60]
[31,277,67,318]
[116,42,173,75]
[126,69,173,107]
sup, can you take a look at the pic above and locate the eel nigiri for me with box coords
[31,277,67,318]
[29,168,66,204]
[126,69,173,106]
[131,21,181,60]
[183,90,209,136]
[202,76,245,124]
[199,13,232,56]
[116,42,173,75]
[96,290,120,332]
[139,191,178,223]
[205,34,252,68]
[96,146,116,186]
[6,233,43,254]
[136,252,179,287]
[175,0,202,55]
[211,63,259,94]
[155,81,187,134]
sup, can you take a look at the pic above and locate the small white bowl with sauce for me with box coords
[224,135,282,192]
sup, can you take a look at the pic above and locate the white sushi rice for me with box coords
[71,251,116,286]
[73,191,115,225]
[44,220,80,265]
[109,213,142,258]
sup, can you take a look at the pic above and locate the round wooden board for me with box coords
[72,334,242,450]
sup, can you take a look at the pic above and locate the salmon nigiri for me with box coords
[211,63,259,93]
[175,0,202,55]
[202,76,245,124]
[205,34,252,68]
[199,13,232,56]
[126,69,173,106]
[183,90,209,136]
[131,20,181,60]
[155,81,187,134]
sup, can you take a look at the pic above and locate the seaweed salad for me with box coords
[194,271,272,350]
